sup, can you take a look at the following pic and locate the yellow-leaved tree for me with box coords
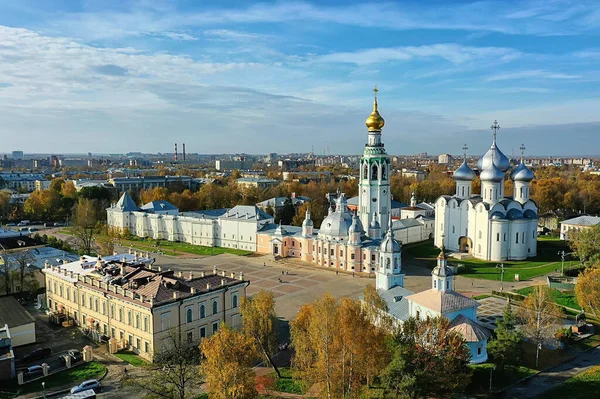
[200,323,257,399]
[575,267,600,316]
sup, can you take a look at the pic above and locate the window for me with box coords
[128,334,133,347]
[111,328,115,338]
[144,317,148,332]
[363,163,368,179]
[416,310,420,319]
[452,225,455,234]
[199,327,206,339]
[351,253,355,260]
[446,280,450,289]
[496,233,500,242]
[520,187,523,197]
[516,233,519,244]
[433,280,437,288]
[102,301,106,315]
[136,338,141,349]
[119,307,123,322]
[533,230,536,238]
[479,231,482,239]
[110,305,115,318]
[186,308,193,323]
[371,254,375,261]
[81,293,85,305]
[66,288,70,301]
[136,314,140,329]
[128,310,132,325]
[144,342,149,353]
[161,313,171,331]
[89,297,92,309]
[120,331,124,340]
[199,304,206,319]
[386,258,391,269]
[504,233,507,241]
[212,322,218,334]
[330,249,334,256]
[212,300,218,315]
[187,331,193,343]
[59,284,63,297]
[477,346,482,355]
[372,164,378,180]
[232,294,238,308]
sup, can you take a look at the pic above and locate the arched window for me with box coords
[232,294,238,308]
[186,308,193,323]
[520,187,523,197]
[386,258,391,268]
[363,163,368,179]
[433,280,437,288]
[372,164,378,180]
[382,164,387,180]
[199,305,206,319]
[212,300,218,315]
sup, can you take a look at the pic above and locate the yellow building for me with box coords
[43,253,248,361]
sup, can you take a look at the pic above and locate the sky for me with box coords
[0,0,599,156]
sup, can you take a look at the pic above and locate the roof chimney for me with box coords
[239,272,244,281]
[221,279,226,286]
[206,283,211,290]
[178,271,183,278]
[62,259,67,265]
[213,266,217,275]
[188,272,194,280]
[190,287,196,294]
[201,271,206,278]
[230,272,235,279]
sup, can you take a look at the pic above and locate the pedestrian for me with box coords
[263,262,265,267]
[352,273,355,277]
[336,270,338,275]
[123,367,128,376]
[471,281,474,288]
[282,271,284,275]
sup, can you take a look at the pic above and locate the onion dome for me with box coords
[490,211,505,220]
[480,161,505,182]
[302,210,313,227]
[506,208,524,220]
[370,218,381,230]
[523,209,537,219]
[348,214,360,234]
[380,227,401,253]
[365,88,385,131]
[478,141,510,172]
[511,161,535,182]
[454,160,476,181]
[432,262,452,277]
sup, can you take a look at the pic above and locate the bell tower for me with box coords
[359,87,392,234]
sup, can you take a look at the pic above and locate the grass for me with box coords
[114,350,150,367]
[0,361,107,397]
[541,365,600,399]
[116,237,253,257]
[268,367,306,395]
[515,287,581,310]
[469,363,537,392]
[473,294,491,300]
[404,239,570,282]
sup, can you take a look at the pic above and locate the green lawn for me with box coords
[0,361,107,397]
[469,363,537,392]
[117,237,253,257]
[405,239,570,282]
[515,287,581,310]
[114,350,150,367]
[268,367,306,395]
[541,366,600,399]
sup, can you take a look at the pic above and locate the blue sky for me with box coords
[0,0,599,156]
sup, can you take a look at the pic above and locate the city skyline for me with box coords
[1,1,600,155]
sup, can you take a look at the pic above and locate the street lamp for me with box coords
[496,263,505,292]
[536,342,542,369]
[489,365,496,391]
[42,381,46,399]
[557,251,571,276]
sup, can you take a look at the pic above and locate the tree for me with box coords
[95,235,115,256]
[240,289,281,378]
[0,190,11,220]
[60,181,77,198]
[23,189,61,219]
[518,286,561,347]
[10,249,36,293]
[0,248,15,295]
[383,316,472,399]
[569,224,600,266]
[292,203,310,226]
[126,328,201,399]
[72,198,100,255]
[575,267,600,316]
[278,197,296,225]
[487,305,523,368]
[200,323,257,399]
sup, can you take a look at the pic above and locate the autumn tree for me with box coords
[0,190,10,220]
[60,181,77,198]
[200,323,257,399]
[575,267,600,316]
[72,198,101,255]
[487,305,523,369]
[518,286,561,347]
[126,328,201,399]
[24,189,61,219]
[240,289,280,377]
[292,203,310,226]
[569,224,600,266]
[383,316,472,398]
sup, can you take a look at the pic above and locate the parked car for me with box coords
[17,220,30,226]
[53,222,63,227]
[70,379,102,394]
[28,227,38,233]
[24,365,44,377]
[6,222,16,226]
[21,348,52,363]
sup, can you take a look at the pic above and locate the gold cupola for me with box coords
[365,86,385,132]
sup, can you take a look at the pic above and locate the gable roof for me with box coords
[378,285,413,321]
[0,296,35,327]
[114,192,140,212]
[141,200,179,212]
[561,215,600,226]
[407,289,480,314]
[449,314,492,342]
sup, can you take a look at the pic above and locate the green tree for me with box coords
[78,186,112,201]
[240,290,281,378]
[569,224,600,266]
[278,197,296,225]
[487,305,523,368]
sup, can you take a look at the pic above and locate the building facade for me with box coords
[560,215,600,240]
[434,127,538,261]
[43,253,248,361]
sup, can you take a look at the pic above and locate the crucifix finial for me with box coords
[372,86,379,111]
[490,120,500,142]
[373,86,379,97]
[462,143,468,160]
[520,143,526,161]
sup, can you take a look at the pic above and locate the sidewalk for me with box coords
[502,346,600,398]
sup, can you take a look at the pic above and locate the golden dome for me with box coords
[365,87,385,131]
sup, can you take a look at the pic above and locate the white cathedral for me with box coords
[434,122,538,261]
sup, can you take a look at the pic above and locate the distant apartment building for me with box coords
[215,160,255,171]
[438,153,452,164]
[282,171,331,181]
[43,253,248,361]
[400,169,427,181]
[0,172,45,192]
[11,151,24,160]
[236,177,278,190]
[277,159,316,170]
[108,176,194,192]
[560,215,600,240]
[35,180,52,191]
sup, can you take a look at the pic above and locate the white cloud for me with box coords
[486,70,580,81]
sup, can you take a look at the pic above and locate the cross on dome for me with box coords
[462,143,468,159]
[520,143,526,160]
[490,120,500,141]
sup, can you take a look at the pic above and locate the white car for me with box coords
[70,379,102,393]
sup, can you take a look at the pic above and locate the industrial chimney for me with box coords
[183,143,186,161]
[174,143,178,162]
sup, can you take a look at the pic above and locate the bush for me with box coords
[492,291,525,302]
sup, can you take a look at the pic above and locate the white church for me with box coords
[434,122,538,261]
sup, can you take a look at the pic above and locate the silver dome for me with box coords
[478,141,511,172]
[319,210,353,238]
[490,211,505,220]
[523,209,537,219]
[370,218,381,229]
[380,229,401,253]
[480,161,505,182]
[506,208,523,220]
[348,214,364,234]
[302,210,314,227]
[454,160,476,181]
[511,161,535,182]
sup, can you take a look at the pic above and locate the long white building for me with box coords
[107,194,274,252]
[434,124,538,261]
